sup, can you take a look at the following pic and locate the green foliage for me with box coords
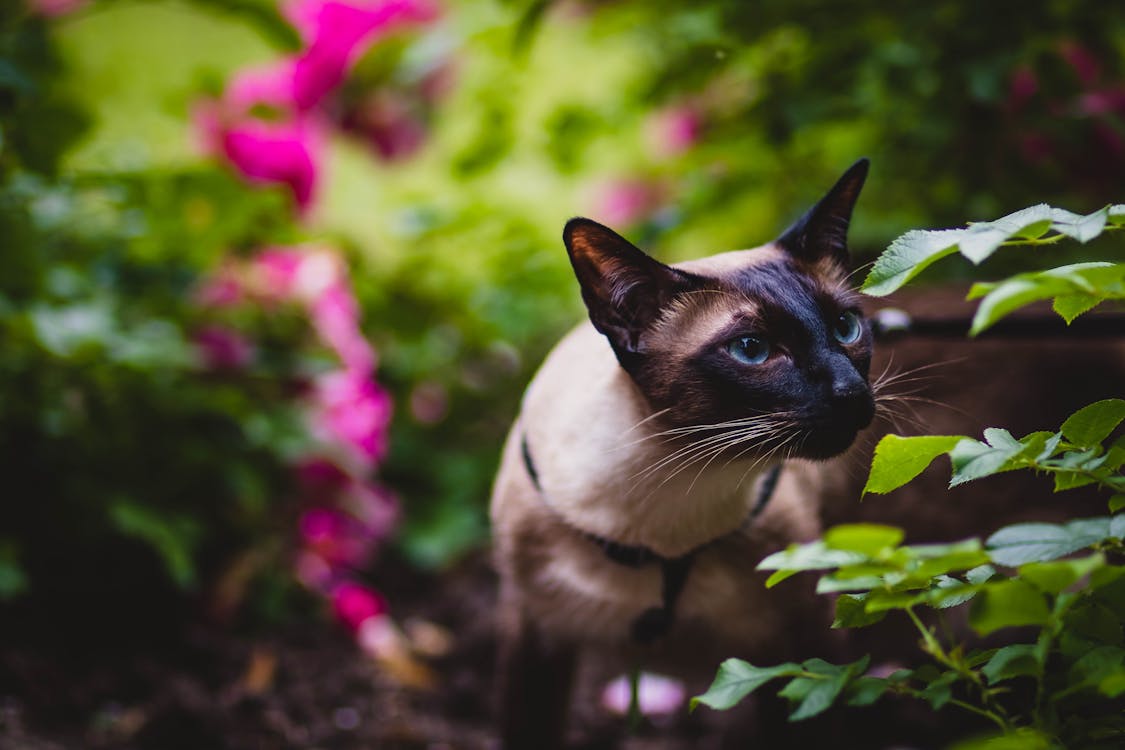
[701,201,1125,747]
[0,7,315,617]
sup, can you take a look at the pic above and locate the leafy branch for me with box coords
[861,204,1125,335]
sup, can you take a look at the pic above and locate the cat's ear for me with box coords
[777,158,869,267]
[564,218,699,357]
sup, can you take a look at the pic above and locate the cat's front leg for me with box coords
[496,603,577,750]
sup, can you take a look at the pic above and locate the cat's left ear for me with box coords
[776,158,869,267]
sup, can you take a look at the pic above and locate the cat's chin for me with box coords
[793,428,865,461]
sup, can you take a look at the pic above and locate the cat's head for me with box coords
[564,159,874,460]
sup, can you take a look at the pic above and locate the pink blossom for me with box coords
[28,0,87,16]
[250,247,307,301]
[194,64,326,212]
[593,178,663,228]
[284,0,441,111]
[299,507,376,567]
[309,281,376,373]
[331,581,386,631]
[194,326,255,369]
[645,105,702,158]
[311,369,393,469]
[601,672,686,717]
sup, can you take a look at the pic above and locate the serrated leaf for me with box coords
[982,644,1040,684]
[864,435,962,494]
[1111,496,1125,513]
[969,580,1049,635]
[862,229,964,296]
[824,524,904,555]
[692,659,803,711]
[1053,293,1103,323]
[968,262,1120,336]
[1050,206,1109,243]
[959,204,1054,263]
[1061,399,1125,448]
[1098,671,1125,697]
[949,437,1023,486]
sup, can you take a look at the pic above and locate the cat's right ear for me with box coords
[563,218,698,357]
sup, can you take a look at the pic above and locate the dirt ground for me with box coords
[0,551,730,750]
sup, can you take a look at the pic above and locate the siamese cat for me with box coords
[490,160,876,748]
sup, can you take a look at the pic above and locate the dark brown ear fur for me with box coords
[777,158,869,267]
[563,218,702,367]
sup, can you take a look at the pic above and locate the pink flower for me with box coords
[311,369,393,469]
[593,178,664,228]
[601,672,686,717]
[299,507,377,568]
[194,64,326,212]
[194,326,255,369]
[309,281,376,373]
[284,0,441,111]
[250,247,307,301]
[28,0,87,16]
[331,581,386,631]
[645,105,703,158]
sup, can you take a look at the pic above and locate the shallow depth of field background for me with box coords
[1,0,1123,746]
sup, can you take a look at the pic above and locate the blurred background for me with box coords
[1,0,1122,747]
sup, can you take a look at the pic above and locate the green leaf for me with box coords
[986,518,1112,566]
[982,644,1040,684]
[824,524,904,555]
[969,580,1049,635]
[1053,293,1102,323]
[1019,554,1104,594]
[844,676,893,706]
[948,728,1053,750]
[1050,206,1109,243]
[949,433,1024,486]
[757,541,869,572]
[782,657,869,721]
[959,204,1054,263]
[968,263,1122,336]
[833,593,889,629]
[861,229,963,296]
[1061,399,1125,448]
[864,435,962,494]
[109,502,199,588]
[919,669,959,710]
[1109,204,1125,226]
[692,659,803,711]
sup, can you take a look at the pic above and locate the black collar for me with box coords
[520,431,782,643]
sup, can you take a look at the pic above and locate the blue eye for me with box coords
[727,336,770,365]
[833,311,863,344]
